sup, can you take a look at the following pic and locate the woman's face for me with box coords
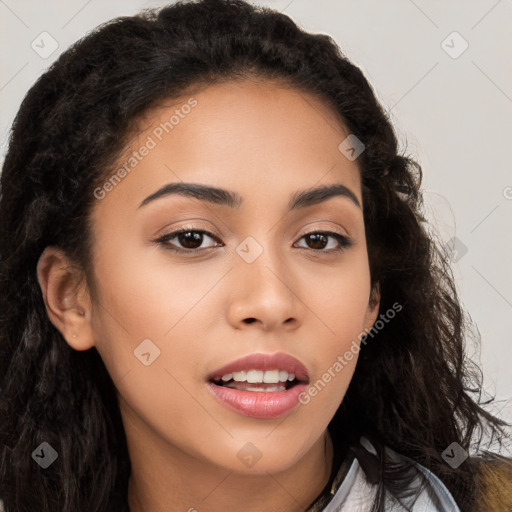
[82,78,379,474]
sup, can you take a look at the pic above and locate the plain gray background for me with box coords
[1,1,511,441]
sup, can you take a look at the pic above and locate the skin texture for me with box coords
[36,78,380,512]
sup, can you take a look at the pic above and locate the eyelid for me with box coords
[155,226,221,248]
[295,223,350,241]
[154,225,353,254]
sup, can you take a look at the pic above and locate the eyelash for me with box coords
[155,227,353,255]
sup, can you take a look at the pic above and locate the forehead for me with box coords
[93,78,362,218]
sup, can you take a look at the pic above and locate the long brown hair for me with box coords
[1,1,510,510]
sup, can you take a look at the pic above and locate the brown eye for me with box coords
[175,231,204,249]
[156,228,352,255]
[304,233,329,250]
[156,228,221,253]
[294,231,353,252]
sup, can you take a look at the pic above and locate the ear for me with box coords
[36,246,95,351]
[362,282,381,332]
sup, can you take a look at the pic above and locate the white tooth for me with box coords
[246,370,264,383]
[245,385,286,392]
[287,373,295,381]
[278,371,289,382]
[232,371,247,382]
[221,373,233,382]
[263,370,280,383]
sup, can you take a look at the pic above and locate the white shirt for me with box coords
[321,437,460,512]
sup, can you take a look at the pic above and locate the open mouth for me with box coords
[206,352,310,418]
[211,369,302,392]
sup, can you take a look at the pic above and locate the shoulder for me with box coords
[337,438,512,512]
[471,451,512,512]
[322,437,462,512]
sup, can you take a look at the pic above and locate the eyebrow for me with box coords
[138,182,361,211]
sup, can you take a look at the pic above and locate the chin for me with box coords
[204,435,313,475]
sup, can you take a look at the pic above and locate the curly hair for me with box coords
[0,1,510,511]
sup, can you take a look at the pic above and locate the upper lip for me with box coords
[208,352,310,383]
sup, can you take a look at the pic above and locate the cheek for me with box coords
[298,249,372,407]
[89,232,232,392]
[90,245,214,448]
[92,225,231,332]
[303,248,372,337]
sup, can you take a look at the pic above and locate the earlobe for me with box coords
[36,246,95,351]
[369,282,380,311]
[364,283,381,331]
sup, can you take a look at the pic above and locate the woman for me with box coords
[0,1,510,510]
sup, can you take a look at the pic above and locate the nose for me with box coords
[225,241,305,332]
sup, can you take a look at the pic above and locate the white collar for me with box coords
[321,437,461,512]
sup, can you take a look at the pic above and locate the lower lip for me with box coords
[207,382,308,419]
